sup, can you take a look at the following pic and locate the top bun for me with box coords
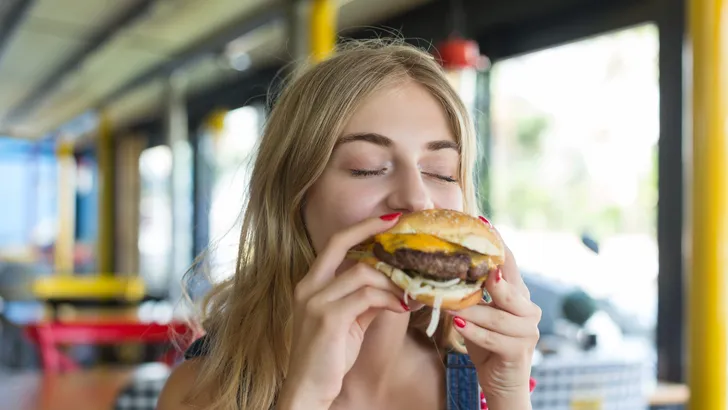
[386,209,505,263]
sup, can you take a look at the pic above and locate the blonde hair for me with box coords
[187,39,480,409]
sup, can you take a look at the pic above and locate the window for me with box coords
[487,24,659,334]
[139,145,174,294]
[207,105,264,282]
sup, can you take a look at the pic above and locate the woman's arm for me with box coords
[483,392,532,410]
[157,359,210,409]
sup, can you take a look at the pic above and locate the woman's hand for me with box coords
[449,229,541,410]
[278,213,408,410]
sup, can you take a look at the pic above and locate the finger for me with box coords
[479,216,530,299]
[452,316,528,358]
[448,305,537,338]
[314,262,404,303]
[298,213,402,296]
[332,286,407,331]
[503,245,530,299]
[484,268,538,317]
[310,213,401,282]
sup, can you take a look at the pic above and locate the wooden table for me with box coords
[649,382,690,408]
[0,368,135,410]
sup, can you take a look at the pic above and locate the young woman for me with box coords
[158,40,541,410]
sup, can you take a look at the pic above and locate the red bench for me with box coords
[24,321,193,372]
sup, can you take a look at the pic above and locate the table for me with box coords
[649,382,689,409]
[0,368,135,410]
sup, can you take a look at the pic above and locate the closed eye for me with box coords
[350,169,457,183]
[423,172,458,183]
[350,168,386,177]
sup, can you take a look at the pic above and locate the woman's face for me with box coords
[303,81,464,255]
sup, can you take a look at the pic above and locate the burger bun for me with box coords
[386,209,505,264]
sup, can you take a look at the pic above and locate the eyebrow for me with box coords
[426,140,460,151]
[336,132,392,147]
[335,132,460,152]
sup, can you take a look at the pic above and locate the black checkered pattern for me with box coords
[530,358,648,410]
[113,364,170,410]
[114,376,166,410]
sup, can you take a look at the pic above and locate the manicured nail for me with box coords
[380,212,402,221]
[495,268,503,283]
[400,300,410,311]
[479,216,492,226]
[529,377,537,392]
[453,316,466,328]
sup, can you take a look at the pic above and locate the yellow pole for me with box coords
[688,0,727,409]
[205,109,227,158]
[206,109,228,138]
[97,113,114,275]
[54,140,76,275]
[310,0,337,62]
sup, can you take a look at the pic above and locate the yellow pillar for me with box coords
[205,109,228,139]
[310,0,337,62]
[687,0,728,409]
[54,140,76,275]
[97,113,114,275]
[34,117,145,302]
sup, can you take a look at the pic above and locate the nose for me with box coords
[386,167,434,213]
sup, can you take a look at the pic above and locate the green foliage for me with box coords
[515,116,547,156]
[487,112,657,240]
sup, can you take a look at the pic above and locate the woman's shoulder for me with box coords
[157,336,212,409]
[157,358,207,409]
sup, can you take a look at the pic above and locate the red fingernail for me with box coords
[479,216,492,226]
[380,212,402,221]
[453,316,466,328]
[495,268,502,283]
[400,300,410,311]
[529,377,537,392]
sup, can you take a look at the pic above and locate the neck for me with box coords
[334,311,443,407]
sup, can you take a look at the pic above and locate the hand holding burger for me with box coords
[349,209,541,409]
[346,209,505,336]
[452,242,541,409]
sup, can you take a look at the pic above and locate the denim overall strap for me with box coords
[445,352,481,410]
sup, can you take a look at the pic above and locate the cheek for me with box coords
[431,184,464,212]
[304,175,385,253]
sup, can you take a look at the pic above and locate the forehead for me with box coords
[341,81,456,146]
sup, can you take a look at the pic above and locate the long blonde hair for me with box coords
[187,39,480,409]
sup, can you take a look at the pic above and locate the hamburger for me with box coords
[347,209,505,336]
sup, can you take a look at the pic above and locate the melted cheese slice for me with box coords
[375,233,493,267]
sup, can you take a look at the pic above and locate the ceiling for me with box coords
[0,0,430,140]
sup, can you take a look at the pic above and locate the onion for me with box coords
[426,293,443,337]
[422,277,460,288]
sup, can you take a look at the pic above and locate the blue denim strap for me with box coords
[446,352,481,410]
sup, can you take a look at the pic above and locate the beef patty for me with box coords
[372,243,490,282]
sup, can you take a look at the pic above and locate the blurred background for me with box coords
[0,0,723,409]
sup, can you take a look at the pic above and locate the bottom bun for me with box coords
[354,254,485,311]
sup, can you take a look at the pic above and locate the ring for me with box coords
[482,289,492,303]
